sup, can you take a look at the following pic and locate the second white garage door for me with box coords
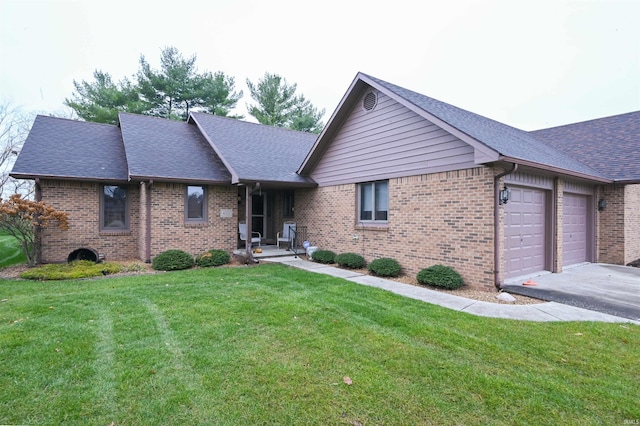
[504,186,547,279]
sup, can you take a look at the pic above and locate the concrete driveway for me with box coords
[502,263,640,321]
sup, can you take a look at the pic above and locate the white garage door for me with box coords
[504,186,547,279]
[563,193,588,266]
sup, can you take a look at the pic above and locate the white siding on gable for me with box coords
[311,91,476,186]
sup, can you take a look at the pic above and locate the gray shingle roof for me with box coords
[531,111,640,181]
[118,113,230,183]
[11,115,128,181]
[361,73,608,180]
[190,112,317,185]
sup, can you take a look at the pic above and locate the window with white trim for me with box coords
[358,180,388,222]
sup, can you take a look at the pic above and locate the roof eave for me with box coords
[128,174,231,185]
[498,156,612,183]
[237,177,318,188]
[9,172,130,183]
[612,178,640,185]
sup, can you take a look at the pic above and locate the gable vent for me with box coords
[362,91,378,112]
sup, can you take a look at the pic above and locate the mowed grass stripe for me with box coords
[91,307,118,420]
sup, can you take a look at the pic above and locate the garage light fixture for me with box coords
[598,199,607,211]
[499,186,510,205]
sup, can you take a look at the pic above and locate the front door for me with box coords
[252,193,265,238]
[251,192,275,240]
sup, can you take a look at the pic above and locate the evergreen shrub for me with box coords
[152,250,194,271]
[311,250,336,264]
[416,264,464,290]
[335,252,366,269]
[368,257,401,277]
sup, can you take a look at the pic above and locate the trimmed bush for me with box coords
[368,257,401,277]
[152,249,194,271]
[416,264,464,290]
[312,249,336,264]
[335,252,366,269]
[196,249,231,267]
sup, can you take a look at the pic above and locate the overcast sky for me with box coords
[1,0,638,130]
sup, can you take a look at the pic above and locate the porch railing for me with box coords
[289,225,307,258]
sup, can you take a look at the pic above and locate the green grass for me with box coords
[0,264,638,425]
[0,233,26,268]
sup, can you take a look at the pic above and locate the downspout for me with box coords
[34,178,42,264]
[494,163,518,289]
[145,180,153,263]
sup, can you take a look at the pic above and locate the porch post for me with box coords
[245,184,253,257]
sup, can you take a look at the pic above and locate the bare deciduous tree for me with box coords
[0,101,34,198]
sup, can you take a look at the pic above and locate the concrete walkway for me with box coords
[263,256,638,324]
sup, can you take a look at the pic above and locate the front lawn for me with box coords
[0,264,637,425]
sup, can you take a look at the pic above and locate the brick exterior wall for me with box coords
[624,184,640,264]
[598,185,626,264]
[39,180,139,262]
[596,183,640,265]
[296,167,497,290]
[594,185,602,266]
[38,180,238,263]
[139,182,148,261]
[36,177,639,278]
[147,183,237,259]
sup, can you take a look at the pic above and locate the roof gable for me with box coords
[11,115,128,181]
[118,113,230,183]
[189,112,317,186]
[300,73,608,182]
[308,89,476,186]
[531,111,640,181]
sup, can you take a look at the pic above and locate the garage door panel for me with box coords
[504,186,547,279]
[563,193,589,266]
